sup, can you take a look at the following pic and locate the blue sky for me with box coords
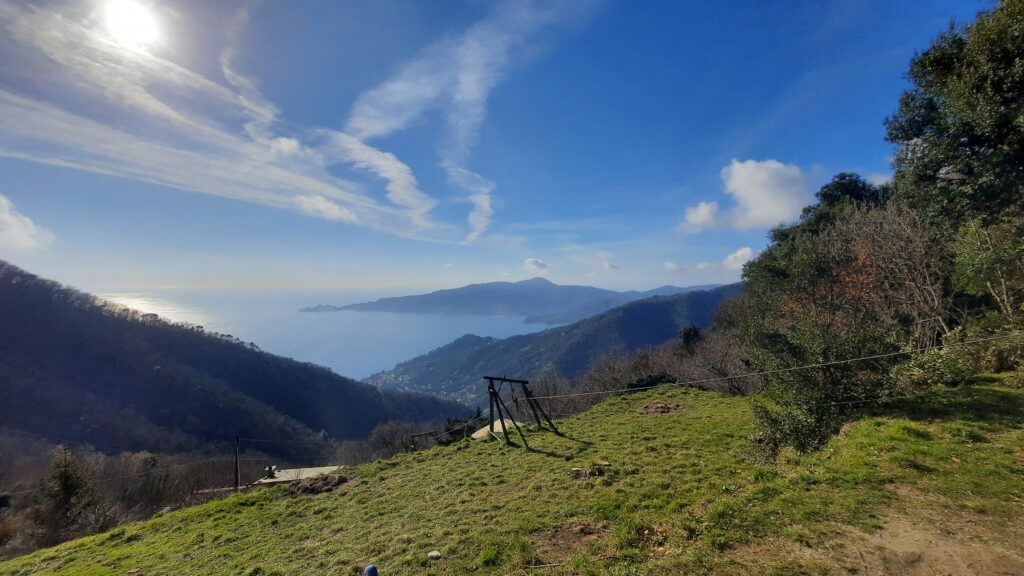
[0,0,988,293]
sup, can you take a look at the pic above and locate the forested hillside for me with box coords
[366,284,742,404]
[0,261,467,460]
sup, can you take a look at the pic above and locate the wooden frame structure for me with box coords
[484,376,559,449]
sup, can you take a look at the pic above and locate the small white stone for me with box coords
[427,550,442,561]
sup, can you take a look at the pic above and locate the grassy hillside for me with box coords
[368,284,742,405]
[4,376,1022,575]
[0,261,466,460]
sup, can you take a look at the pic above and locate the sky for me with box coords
[0,0,990,294]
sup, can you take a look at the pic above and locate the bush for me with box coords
[978,332,1024,373]
[890,348,977,390]
[1002,371,1024,389]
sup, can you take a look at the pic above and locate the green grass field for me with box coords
[3,377,1023,575]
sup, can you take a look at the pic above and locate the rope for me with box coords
[2,455,271,496]
[530,332,1020,401]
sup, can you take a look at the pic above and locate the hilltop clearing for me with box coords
[3,376,1022,575]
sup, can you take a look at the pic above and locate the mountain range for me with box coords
[365,283,743,405]
[0,261,467,460]
[302,277,722,324]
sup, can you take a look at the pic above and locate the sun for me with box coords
[104,0,160,49]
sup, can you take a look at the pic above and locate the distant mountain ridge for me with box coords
[303,278,722,325]
[365,283,743,405]
[0,260,467,460]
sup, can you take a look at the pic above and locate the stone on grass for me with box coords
[427,550,443,561]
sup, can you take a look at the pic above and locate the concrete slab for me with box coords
[471,419,521,440]
[252,465,342,485]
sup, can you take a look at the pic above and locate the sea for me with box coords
[98,290,551,380]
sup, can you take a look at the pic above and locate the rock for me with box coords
[427,550,442,561]
[570,467,587,479]
[471,419,519,440]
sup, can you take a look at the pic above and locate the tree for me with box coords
[886,0,1024,225]
[843,203,956,343]
[953,217,1024,322]
[741,175,905,455]
[33,447,99,544]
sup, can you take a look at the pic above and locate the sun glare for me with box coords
[104,0,159,49]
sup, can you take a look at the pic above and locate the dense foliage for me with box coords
[743,0,1024,456]
[886,0,1024,224]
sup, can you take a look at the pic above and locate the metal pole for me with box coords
[234,437,240,491]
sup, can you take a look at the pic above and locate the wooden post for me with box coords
[522,381,559,434]
[520,382,544,427]
[495,391,529,450]
[488,378,496,436]
[234,437,240,491]
[491,385,511,444]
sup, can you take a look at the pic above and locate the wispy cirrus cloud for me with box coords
[0,1,445,237]
[344,0,593,242]
[0,0,591,242]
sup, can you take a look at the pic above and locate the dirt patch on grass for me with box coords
[642,401,681,414]
[289,473,349,496]
[723,485,1024,575]
[832,486,1024,575]
[530,521,610,558]
[838,516,1024,575]
[724,536,840,575]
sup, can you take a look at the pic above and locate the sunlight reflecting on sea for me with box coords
[98,293,213,327]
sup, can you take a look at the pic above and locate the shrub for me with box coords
[1002,371,1024,389]
[890,348,977,390]
[476,539,503,568]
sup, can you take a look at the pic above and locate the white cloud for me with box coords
[523,257,549,275]
[0,193,54,253]
[345,0,589,241]
[0,2,441,238]
[676,201,719,234]
[694,262,713,271]
[293,194,358,222]
[723,246,755,271]
[680,159,811,234]
[662,261,680,272]
[722,159,810,229]
[596,251,618,270]
[866,172,892,186]
[443,263,455,269]
[446,166,496,242]
[324,133,436,228]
